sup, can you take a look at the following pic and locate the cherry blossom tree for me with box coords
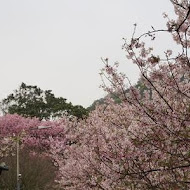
[0,114,72,156]
[0,114,72,189]
[53,1,190,189]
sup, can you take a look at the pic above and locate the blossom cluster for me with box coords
[52,1,190,189]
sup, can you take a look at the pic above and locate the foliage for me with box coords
[87,98,106,111]
[52,1,190,189]
[87,79,150,112]
[69,105,89,119]
[1,83,88,120]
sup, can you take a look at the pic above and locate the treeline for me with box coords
[0,82,88,120]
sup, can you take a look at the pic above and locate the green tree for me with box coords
[1,83,88,120]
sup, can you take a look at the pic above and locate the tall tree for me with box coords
[1,83,88,120]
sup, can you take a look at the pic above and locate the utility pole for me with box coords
[16,137,21,190]
[16,125,51,190]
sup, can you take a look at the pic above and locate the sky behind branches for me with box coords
[0,0,174,107]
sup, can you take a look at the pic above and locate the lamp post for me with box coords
[16,125,52,190]
[16,137,20,190]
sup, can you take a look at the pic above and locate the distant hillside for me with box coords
[87,79,151,111]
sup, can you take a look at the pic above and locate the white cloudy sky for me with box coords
[0,0,175,107]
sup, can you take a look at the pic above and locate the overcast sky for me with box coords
[0,0,175,107]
